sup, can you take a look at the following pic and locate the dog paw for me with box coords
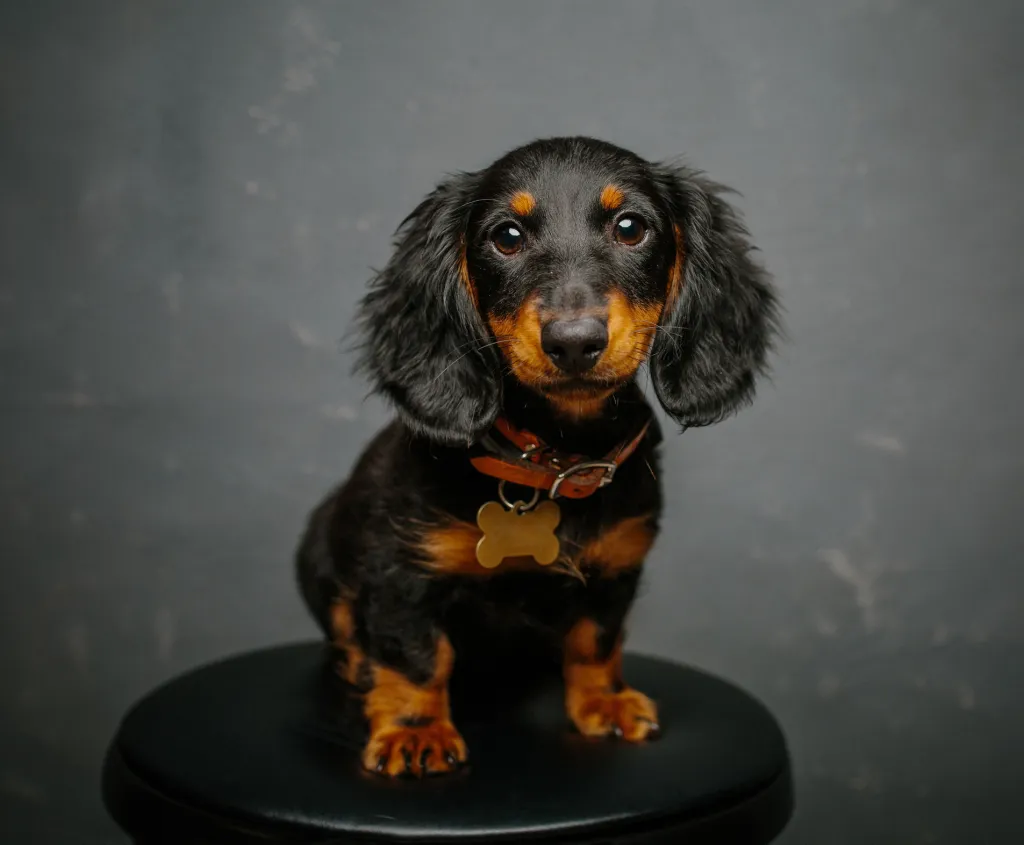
[362,718,468,778]
[568,687,660,742]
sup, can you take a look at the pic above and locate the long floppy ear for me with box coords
[356,172,500,445]
[649,164,780,428]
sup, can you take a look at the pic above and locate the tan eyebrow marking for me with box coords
[600,184,625,211]
[509,191,536,216]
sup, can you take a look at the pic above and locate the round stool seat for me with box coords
[103,643,792,843]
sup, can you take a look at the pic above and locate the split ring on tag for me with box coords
[497,480,540,513]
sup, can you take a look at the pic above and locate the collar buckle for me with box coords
[548,460,618,499]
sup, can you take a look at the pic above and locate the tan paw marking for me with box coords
[568,687,660,742]
[362,719,468,778]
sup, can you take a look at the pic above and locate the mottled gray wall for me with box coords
[2,1,1022,842]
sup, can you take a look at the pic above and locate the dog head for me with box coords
[358,137,779,445]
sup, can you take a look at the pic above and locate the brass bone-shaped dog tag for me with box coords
[475,499,561,569]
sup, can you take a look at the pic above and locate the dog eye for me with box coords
[613,214,647,247]
[492,224,525,256]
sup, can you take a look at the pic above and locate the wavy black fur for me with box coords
[648,164,780,428]
[356,173,500,446]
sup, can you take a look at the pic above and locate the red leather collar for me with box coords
[470,415,651,500]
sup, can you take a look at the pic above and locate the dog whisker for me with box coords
[448,197,497,215]
[448,334,516,354]
[430,338,516,384]
[630,325,690,339]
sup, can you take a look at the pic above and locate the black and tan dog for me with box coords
[297,137,779,777]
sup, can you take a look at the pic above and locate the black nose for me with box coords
[541,317,608,373]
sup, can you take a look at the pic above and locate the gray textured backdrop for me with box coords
[2,1,1023,842]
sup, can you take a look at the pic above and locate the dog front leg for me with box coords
[563,571,660,742]
[330,594,467,777]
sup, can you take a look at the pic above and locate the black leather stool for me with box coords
[102,644,793,843]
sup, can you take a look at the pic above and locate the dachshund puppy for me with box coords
[296,137,778,777]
